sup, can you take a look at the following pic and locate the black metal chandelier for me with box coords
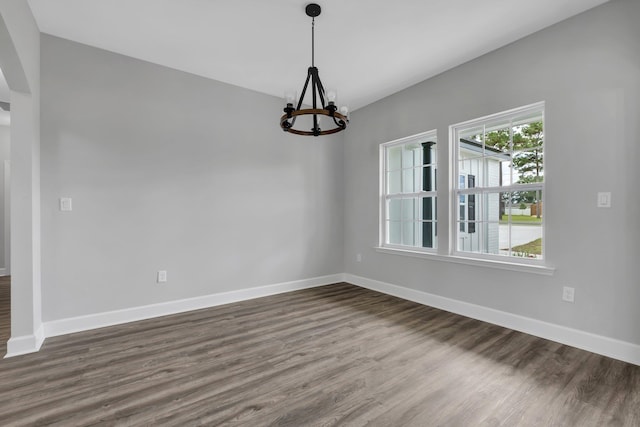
[280,3,349,137]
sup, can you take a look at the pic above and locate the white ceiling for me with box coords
[28,0,609,111]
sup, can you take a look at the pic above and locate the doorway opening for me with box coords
[0,65,11,356]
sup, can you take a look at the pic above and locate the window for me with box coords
[380,130,437,251]
[452,102,544,263]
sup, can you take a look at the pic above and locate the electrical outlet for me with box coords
[157,270,167,283]
[356,253,362,262]
[562,286,575,303]
[59,197,73,211]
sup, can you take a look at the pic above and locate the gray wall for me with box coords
[40,35,344,321]
[344,0,640,344]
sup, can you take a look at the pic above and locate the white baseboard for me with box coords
[345,273,640,367]
[5,324,45,358]
[11,272,639,366]
[43,273,346,339]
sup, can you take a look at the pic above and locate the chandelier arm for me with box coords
[310,68,319,134]
[296,69,313,112]
[332,115,346,128]
[289,71,312,130]
[314,73,327,109]
[311,70,317,110]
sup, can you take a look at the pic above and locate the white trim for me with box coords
[451,101,546,130]
[3,160,9,276]
[345,274,640,367]
[43,274,346,339]
[5,324,44,358]
[375,246,555,276]
[380,129,438,150]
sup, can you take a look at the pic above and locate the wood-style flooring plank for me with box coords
[1,282,639,426]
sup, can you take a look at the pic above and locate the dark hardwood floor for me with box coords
[0,275,9,357]
[0,283,639,426]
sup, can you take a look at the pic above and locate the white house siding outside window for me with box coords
[380,130,437,252]
[452,102,545,264]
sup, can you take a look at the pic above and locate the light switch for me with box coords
[59,197,73,211]
[597,192,611,208]
[157,270,167,283]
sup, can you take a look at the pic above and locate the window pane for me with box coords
[402,168,415,193]
[484,125,510,153]
[420,220,437,249]
[458,157,482,187]
[512,147,544,184]
[402,144,417,168]
[510,188,543,215]
[413,167,423,192]
[388,146,402,171]
[456,191,507,253]
[513,120,543,150]
[512,119,543,185]
[499,159,515,186]
[483,192,501,222]
[481,222,504,256]
[388,198,401,222]
[403,222,415,246]
[528,191,543,220]
[510,222,542,260]
[457,180,471,233]
[388,170,401,194]
[459,126,484,146]
[502,189,543,258]
[484,153,511,187]
[458,226,481,253]
[422,141,437,166]
[422,165,436,191]
[459,144,483,163]
[387,221,401,245]
[402,198,416,221]
[420,197,436,221]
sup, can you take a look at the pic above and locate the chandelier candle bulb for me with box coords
[284,90,297,106]
[326,89,337,103]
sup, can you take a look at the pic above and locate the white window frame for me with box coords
[450,101,545,266]
[379,130,437,253]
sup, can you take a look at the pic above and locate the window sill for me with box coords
[374,246,555,276]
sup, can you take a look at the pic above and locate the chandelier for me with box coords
[280,3,349,137]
